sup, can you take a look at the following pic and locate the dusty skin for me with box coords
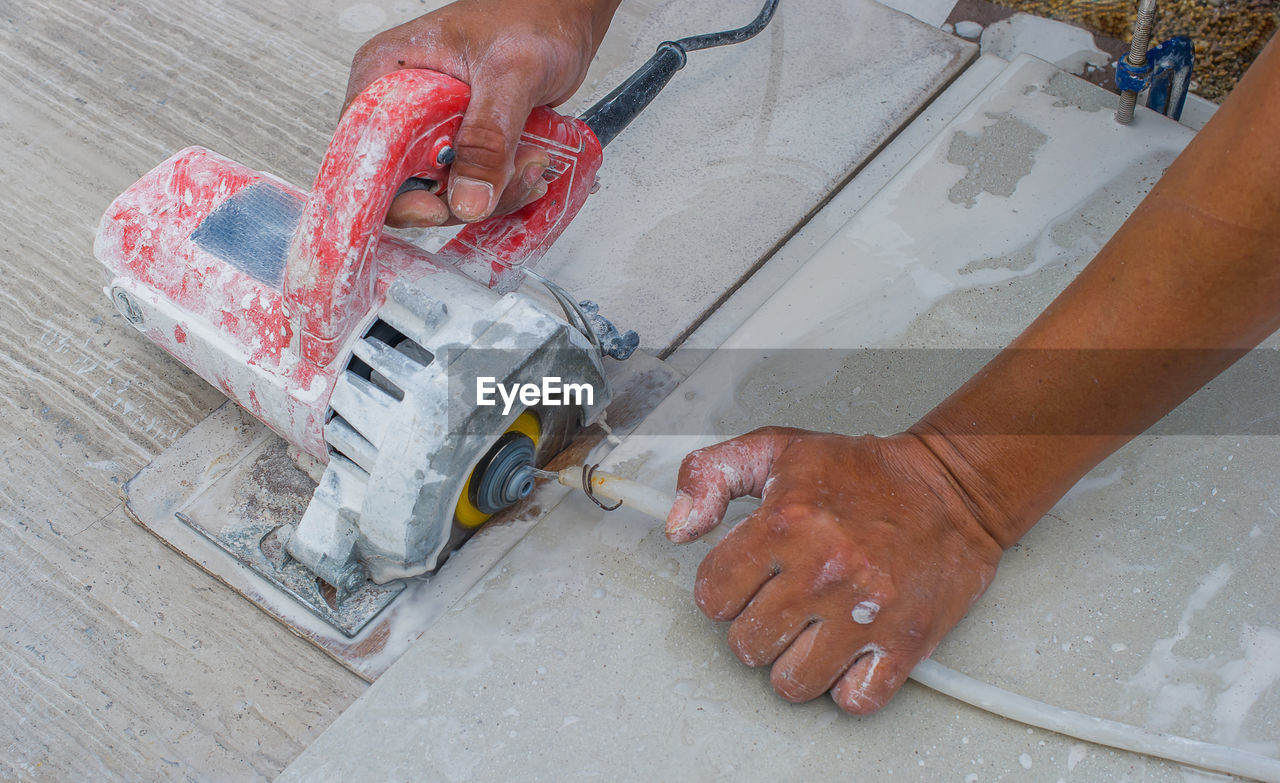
[666,427,1002,714]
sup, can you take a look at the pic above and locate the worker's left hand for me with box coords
[666,427,1005,714]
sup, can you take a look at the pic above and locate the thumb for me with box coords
[666,428,795,544]
[447,74,537,223]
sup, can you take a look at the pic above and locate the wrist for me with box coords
[905,423,1030,550]
[592,0,622,47]
[907,400,1119,549]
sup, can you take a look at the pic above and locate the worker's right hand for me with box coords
[346,0,620,227]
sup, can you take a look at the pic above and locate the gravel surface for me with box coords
[986,0,1278,100]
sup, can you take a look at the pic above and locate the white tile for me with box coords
[283,59,1276,783]
[1178,92,1219,131]
[980,13,1108,75]
[874,0,959,28]
[722,55,1193,351]
[668,54,1012,374]
[526,0,974,355]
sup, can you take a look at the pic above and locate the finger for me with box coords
[388,161,548,229]
[490,146,552,215]
[726,578,817,667]
[447,74,538,222]
[693,510,780,621]
[769,618,892,703]
[507,177,549,213]
[386,190,451,228]
[768,622,860,703]
[830,645,915,716]
[666,427,796,543]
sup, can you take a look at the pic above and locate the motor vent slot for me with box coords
[345,320,435,401]
[325,319,434,465]
[324,414,379,474]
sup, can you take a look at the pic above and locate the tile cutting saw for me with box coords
[93,0,779,672]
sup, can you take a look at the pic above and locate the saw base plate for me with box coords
[165,433,406,638]
[125,402,540,680]
[124,355,678,680]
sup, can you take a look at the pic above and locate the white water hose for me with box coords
[546,466,1280,782]
[910,659,1280,782]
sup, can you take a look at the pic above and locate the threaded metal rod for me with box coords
[1116,0,1159,124]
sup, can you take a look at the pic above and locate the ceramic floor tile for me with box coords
[524,0,975,355]
[282,57,1276,782]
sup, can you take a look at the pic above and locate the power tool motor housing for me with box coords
[95,70,609,588]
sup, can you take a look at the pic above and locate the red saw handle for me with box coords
[284,69,603,367]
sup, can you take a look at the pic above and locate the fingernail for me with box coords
[386,195,449,228]
[665,493,695,541]
[448,177,496,222]
[407,202,449,227]
[520,162,549,190]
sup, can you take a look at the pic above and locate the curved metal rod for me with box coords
[583,463,623,511]
[522,267,605,355]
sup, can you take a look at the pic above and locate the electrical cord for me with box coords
[672,0,780,52]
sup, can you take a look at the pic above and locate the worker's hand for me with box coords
[346,0,618,227]
[666,427,1005,714]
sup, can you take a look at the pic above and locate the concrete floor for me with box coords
[0,2,371,779]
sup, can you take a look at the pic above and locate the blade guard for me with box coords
[287,69,603,367]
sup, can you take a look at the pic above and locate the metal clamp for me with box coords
[1115,35,1194,124]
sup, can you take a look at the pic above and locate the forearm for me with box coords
[912,35,1280,548]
